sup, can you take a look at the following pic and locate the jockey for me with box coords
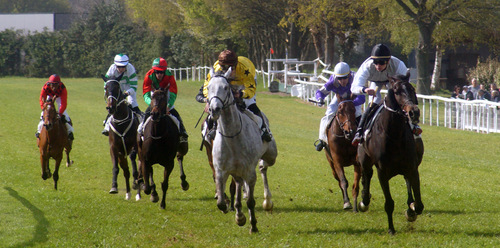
[203,49,272,142]
[102,53,141,136]
[314,62,365,151]
[138,57,188,142]
[36,74,74,140]
[350,43,422,146]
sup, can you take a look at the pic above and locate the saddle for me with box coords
[362,103,384,138]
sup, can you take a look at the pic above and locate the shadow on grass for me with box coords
[300,226,500,237]
[4,187,49,248]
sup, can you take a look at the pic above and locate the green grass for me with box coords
[0,77,499,247]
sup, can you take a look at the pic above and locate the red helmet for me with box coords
[48,74,61,83]
[152,58,167,71]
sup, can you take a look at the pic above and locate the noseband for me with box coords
[208,75,235,111]
[106,81,127,108]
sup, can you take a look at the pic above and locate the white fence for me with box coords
[168,64,500,134]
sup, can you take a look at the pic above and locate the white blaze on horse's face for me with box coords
[207,67,233,120]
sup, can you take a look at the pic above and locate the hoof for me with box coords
[109,187,118,194]
[263,199,273,212]
[358,201,369,212]
[181,181,190,191]
[235,213,246,226]
[151,194,159,203]
[125,192,131,200]
[132,182,138,190]
[135,194,141,201]
[250,226,258,234]
[343,202,353,210]
[405,209,418,222]
[66,160,73,167]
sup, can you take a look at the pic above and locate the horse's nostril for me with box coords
[215,107,221,112]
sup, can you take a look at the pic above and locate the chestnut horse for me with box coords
[324,97,361,211]
[37,98,73,189]
[103,76,140,200]
[357,72,424,234]
[138,88,189,209]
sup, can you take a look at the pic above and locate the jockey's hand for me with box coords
[364,88,376,96]
[124,91,129,96]
[318,99,325,107]
[234,90,243,99]
[204,102,210,113]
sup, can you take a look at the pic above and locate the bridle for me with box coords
[207,74,242,138]
[333,100,355,139]
[105,80,128,112]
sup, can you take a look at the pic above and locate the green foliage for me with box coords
[0,29,24,76]
[0,0,70,13]
[23,31,66,77]
[467,57,500,86]
[1,77,499,247]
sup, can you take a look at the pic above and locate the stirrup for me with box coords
[351,132,363,146]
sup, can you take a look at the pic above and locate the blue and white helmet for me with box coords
[334,62,350,77]
[114,53,129,66]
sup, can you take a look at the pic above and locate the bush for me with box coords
[467,57,500,86]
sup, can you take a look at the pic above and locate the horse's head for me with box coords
[42,98,58,131]
[150,88,168,121]
[102,74,124,115]
[335,95,357,140]
[388,71,420,125]
[207,67,234,120]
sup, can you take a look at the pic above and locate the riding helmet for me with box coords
[114,53,129,66]
[152,58,168,71]
[218,50,238,66]
[334,62,350,77]
[370,44,391,60]
[48,74,62,83]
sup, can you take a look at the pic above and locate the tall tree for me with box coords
[364,0,500,94]
[0,0,70,13]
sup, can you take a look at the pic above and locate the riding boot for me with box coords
[169,108,189,143]
[248,104,272,142]
[314,139,326,151]
[206,116,216,141]
[102,114,110,136]
[352,105,374,146]
[131,106,143,120]
[66,123,74,140]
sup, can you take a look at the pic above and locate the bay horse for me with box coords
[103,75,140,201]
[138,88,189,209]
[37,98,73,190]
[207,68,277,233]
[324,96,361,211]
[357,71,424,234]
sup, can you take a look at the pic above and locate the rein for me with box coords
[208,75,243,138]
[332,100,354,139]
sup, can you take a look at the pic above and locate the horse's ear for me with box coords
[224,67,232,78]
[404,69,411,82]
[116,72,124,82]
[101,74,108,82]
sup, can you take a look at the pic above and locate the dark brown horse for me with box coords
[324,97,361,211]
[103,76,140,200]
[37,98,73,189]
[138,88,189,209]
[357,72,424,234]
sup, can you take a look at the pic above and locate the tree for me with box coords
[364,0,500,94]
[0,0,70,13]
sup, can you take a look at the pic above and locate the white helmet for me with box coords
[114,53,129,66]
[334,62,350,77]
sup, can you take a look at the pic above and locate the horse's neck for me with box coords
[113,104,130,120]
[219,105,241,128]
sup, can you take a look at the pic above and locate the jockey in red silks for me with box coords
[36,74,74,140]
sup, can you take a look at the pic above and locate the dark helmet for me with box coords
[218,50,238,66]
[370,44,391,60]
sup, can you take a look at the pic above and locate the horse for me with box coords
[323,96,361,211]
[37,98,73,190]
[356,71,424,234]
[207,68,277,233]
[103,75,140,201]
[138,88,189,209]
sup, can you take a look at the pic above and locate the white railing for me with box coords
[168,66,210,82]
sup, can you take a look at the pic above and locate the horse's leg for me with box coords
[129,150,141,201]
[352,163,361,212]
[408,168,424,215]
[65,139,73,167]
[229,178,236,211]
[53,157,62,190]
[160,161,174,209]
[149,167,159,203]
[233,176,246,226]
[40,154,51,180]
[204,141,217,199]
[404,177,418,222]
[245,172,258,234]
[259,160,273,212]
[358,152,373,212]
[118,156,131,200]
[109,152,119,194]
[330,159,351,210]
[377,170,395,235]
[215,168,230,213]
[177,153,190,191]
